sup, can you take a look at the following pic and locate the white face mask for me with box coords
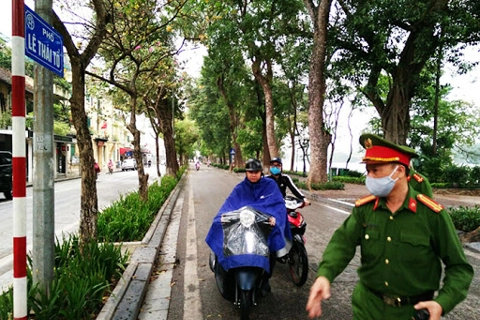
[365,166,399,197]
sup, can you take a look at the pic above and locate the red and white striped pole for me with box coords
[11,1,27,319]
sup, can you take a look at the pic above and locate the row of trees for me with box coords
[187,0,480,187]
[46,0,206,244]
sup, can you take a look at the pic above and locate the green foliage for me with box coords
[0,236,128,319]
[346,170,364,178]
[470,166,480,185]
[54,121,72,136]
[175,118,200,163]
[442,165,471,187]
[0,112,11,129]
[283,170,307,178]
[332,176,366,184]
[97,176,178,242]
[448,206,480,233]
[295,180,345,191]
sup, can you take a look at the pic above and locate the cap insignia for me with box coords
[364,138,373,149]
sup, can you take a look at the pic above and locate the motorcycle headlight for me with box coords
[239,209,255,228]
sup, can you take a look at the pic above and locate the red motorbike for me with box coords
[278,196,309,286]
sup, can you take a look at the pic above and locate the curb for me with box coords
[96,174,186,320]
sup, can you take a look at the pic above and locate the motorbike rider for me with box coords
[108,159,114,173]
[205,158,291,296]
[267,157,310,206]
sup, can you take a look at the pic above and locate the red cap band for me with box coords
[362,145,411,166]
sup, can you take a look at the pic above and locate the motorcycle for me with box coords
[195,162,200,171]
[278,196,309,286]
[208,206,273,320]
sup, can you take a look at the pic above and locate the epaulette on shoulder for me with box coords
[417,194,443,213]
[355,195,376,207]
[412,173,424,183]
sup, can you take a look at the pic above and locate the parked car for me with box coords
[121,158,137,171]
[0,151,12,200]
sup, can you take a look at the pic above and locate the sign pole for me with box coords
[32,0,55,297]
[11,1,28,319]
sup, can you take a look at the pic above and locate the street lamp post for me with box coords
[301,138,309,176]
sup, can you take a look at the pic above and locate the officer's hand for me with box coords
[306,276,331,318]
[268,217,276,226]
[304,199,311,206]
[414,301,442,320]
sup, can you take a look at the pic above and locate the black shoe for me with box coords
[260,279,271,297]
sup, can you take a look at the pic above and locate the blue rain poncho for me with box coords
[206,176,291,273]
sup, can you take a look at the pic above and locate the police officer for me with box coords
[267,157,310,206]
[306,133,473,320]
[408,164,433,198]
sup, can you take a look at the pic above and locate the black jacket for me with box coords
[267,173,305,199]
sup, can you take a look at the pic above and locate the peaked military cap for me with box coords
[359,133,418,167]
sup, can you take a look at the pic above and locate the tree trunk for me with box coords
[251,57,278,159]
[127,97,149,201]
[157,98,179,176]
[382,82,410,144]
[70,61,99,242]
[154,136,161,177]
[217,76,244,170]
[304,0,332,186]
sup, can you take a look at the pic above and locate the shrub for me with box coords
[448,206,480,232]
[347,170,364,178]
[470,166,480,186]
[296,180,345,191]
[0,236,128,319]
[333,176,365,184]
[431,182,450,189]
[98,175,179,242]
[442,165,470,187]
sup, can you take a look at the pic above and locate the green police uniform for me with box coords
[408,170,433,198]
[317,186,473,319]
[314,133,473,319]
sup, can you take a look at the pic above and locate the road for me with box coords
[0,165,163,291]
[159,165,480,320]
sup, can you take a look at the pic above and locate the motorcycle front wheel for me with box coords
[239,289,252,320]
[288,240,308,286]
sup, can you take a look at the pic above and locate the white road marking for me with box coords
[323,204,351,215]
[183,183,203,319]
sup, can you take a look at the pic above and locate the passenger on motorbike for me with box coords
[267,157,310,206]
[205,158,291,295]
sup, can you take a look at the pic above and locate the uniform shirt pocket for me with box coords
[361,229,381,263]
[398,232,431,266]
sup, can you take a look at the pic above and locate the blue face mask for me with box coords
[365,166,399,197]
[270,167,281,175]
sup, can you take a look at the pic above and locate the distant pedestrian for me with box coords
[306,133,473,320]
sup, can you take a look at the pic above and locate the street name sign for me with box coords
[24,5,64,77]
